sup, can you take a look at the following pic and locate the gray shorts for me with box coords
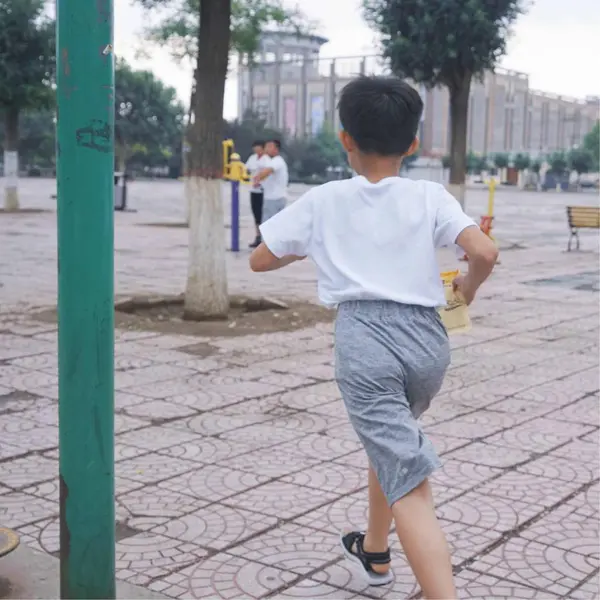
[262,197,286,223]
[335,300,450,506]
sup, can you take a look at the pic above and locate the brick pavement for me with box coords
[0,179,599,599]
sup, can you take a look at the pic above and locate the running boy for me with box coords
[249,75,498,599]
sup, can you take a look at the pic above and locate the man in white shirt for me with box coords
[245,140,270,248]
[253,138,289,223]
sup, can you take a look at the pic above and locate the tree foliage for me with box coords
[114,60,185,170]
[582,121,599,170]
[493,153,509,170]
[363,0,524,202]
[568,147,594,175]
[548,151,568,176]
[136,0,310,62]
[513,152,530,172]
[0,0,54,112]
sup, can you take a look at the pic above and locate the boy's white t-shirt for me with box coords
[259,176,476,308]
[262,155,289,201]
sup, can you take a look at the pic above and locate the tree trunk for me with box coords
[183,0,231,320]
[447,75,472,208]
[4,107,20,211]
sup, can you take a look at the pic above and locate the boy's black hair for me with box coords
[251,140,265,148]
[338,75,423,157]
[265,138,281,150]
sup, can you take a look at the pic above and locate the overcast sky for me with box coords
[114,0,600,118]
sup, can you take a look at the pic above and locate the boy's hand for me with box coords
[452,274,477,305]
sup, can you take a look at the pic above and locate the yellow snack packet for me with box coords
[438,270,471,334]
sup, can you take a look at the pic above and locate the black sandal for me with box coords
[340,531,394,586]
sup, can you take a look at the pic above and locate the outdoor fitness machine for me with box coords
[222,139,250,252]
[56,0,116,598]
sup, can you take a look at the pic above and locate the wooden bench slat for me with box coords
[567,206,600,229]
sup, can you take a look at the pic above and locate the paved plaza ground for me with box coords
[0,178,599,599]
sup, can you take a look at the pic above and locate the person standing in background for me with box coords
[253,139,289,224]
[245,140,270,248]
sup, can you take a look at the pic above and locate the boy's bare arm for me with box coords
[249,242,305,272]
[454,225,499,304]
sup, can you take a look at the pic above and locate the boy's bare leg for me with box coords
[363,465,393,574]
[391,478,457,599]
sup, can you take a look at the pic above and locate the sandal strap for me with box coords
[346,532,390,572]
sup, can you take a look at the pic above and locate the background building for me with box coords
[238,32,599,157]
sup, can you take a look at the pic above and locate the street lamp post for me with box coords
[56,0,116,597]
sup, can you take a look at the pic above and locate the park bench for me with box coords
[566,206,600,251]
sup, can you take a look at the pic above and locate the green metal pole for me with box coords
[56,0,115,597]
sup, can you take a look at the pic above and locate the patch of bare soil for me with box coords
[33,294,333,338]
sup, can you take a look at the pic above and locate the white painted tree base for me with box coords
[446,183,466,209]
[184,177,229,319]
[4,187,19,211]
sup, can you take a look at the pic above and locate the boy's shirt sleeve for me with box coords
[433,186,477,248]
[259,190,315,258]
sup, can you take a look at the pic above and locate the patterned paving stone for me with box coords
[551,437,600,466]
[116,425,202,452]
[160,465,269,503]
[0,454,57,489]
[485,396,554,421]
[513,383,588,405]
[333,450,370,470]
[147,553,298,599]
[570,575,600,600]
[156,436,250,464]
[216,394,295,416]
[306,399,346,418]
[151,504,277,550]
[283,463,365,495]
[446,441,532,468]
[437,491,542,533]
[520,503,599,560]
[293,493,369,534]
[115,532,208,586]
[312,557,419,599]
[486,418,594,453]
[118,484,207,518]
[477,470,584,508]
[219,423,304,448]
[228,523,339,574]
[518,453,598,485]
[0,391,53,415]
[276,433,361,462]
[468,537,598,596]
[453,569,559,599]
[269,578,358,599]
[122,399,198,421]
[16,517,59,554]
[175,411,273,436]
[226,481,339,520]
[427,410,518,439]
[279,382,341,410]
[430,459,501,503]
[219,445,320,478]
[440,519,500,564]
[0,492,57,527]
[548,396,600,425]
[563,484,599,519]
[426,431,470,456]
[116,452,198,484]
[269,412,346,435]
